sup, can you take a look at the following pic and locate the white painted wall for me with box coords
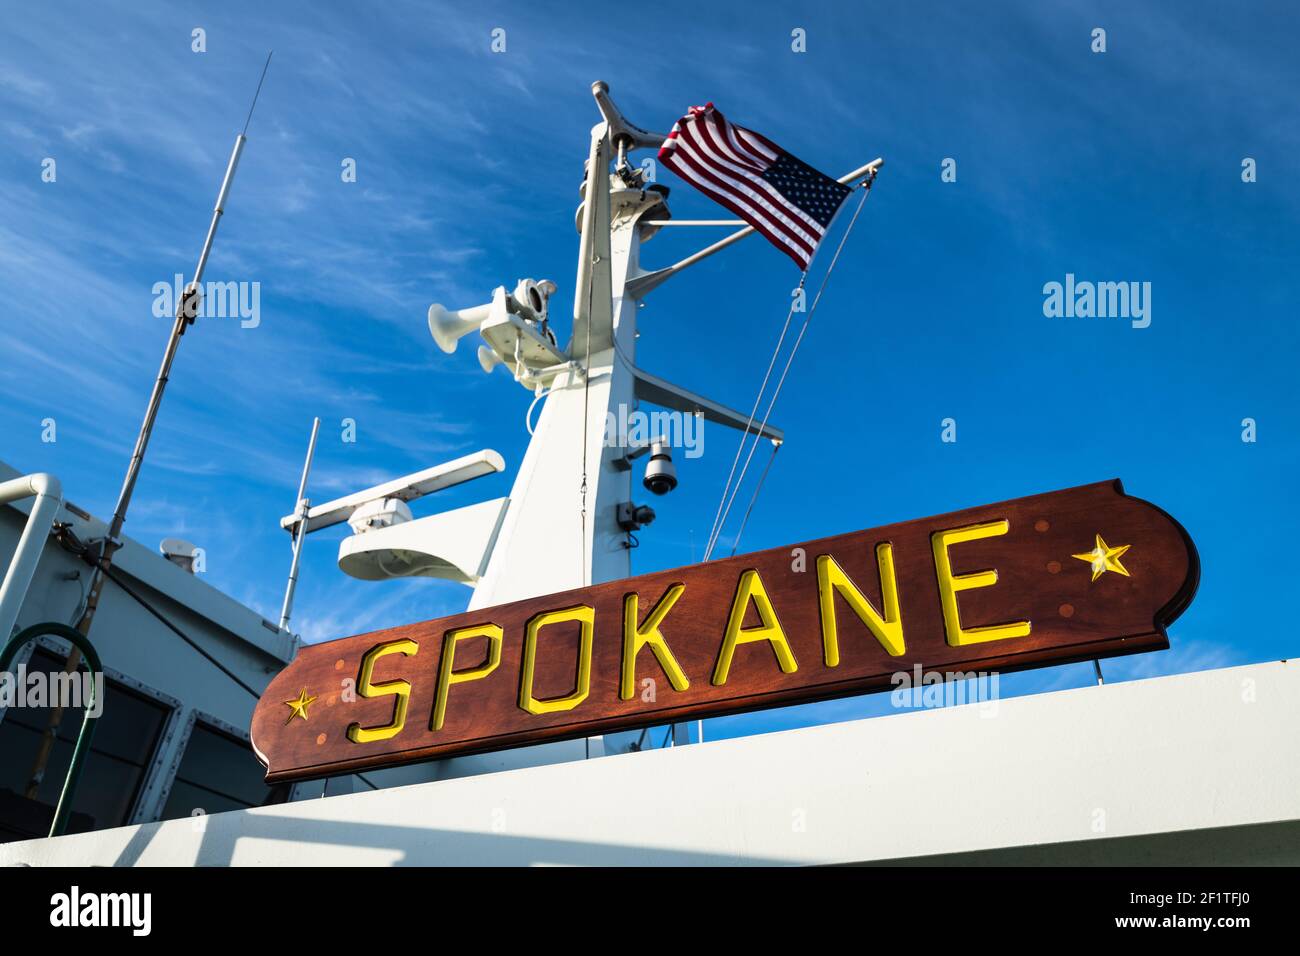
[4,660,1294,866]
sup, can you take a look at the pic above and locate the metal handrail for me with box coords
[0,622,103,837]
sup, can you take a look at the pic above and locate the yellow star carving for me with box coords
[1072,534,1131,582]
[284,688,317,724]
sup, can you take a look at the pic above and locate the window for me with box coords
[0,648,170,842]
[160,720,286,820]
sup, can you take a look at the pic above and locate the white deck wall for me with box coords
[3,660,1294,866]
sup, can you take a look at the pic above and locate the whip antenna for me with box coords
[279,416,321,631]
[243,51,273,136]
[22,54,274,807]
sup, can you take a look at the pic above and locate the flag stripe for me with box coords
[658,103,852,271]
[738,126,783,161]
[704,113,769,175]
[661,149,815,266]
[672,125,822,251]
[731,124,781,165]
[700,112,766,174]
[665,126,819,251]
[695,115,826,239]
[662,146,817,262]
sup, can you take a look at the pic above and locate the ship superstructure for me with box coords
[0,83,1296,866]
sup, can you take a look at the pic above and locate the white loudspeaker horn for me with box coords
[427,301,492,354]
[477,345,505,374]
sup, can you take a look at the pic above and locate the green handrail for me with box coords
[1,622,103,838]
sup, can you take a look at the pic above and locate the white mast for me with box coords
[470,86,652,607]
[289,82,808,762]
[292,82,876,621]
[470,83,793,608]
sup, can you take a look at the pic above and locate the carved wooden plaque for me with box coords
[252,480,1197,783]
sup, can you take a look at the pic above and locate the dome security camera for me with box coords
[642,441,677,495]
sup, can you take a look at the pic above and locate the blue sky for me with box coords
[1,0,1296,743]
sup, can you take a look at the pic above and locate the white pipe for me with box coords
[0,473,64,644]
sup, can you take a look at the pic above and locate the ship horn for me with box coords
[477,345,505,374]
[427,301,492,354]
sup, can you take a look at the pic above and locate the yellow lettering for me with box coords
[818,545,905,663]
[712,570,797,685]
[519,605,594,715]
[430,623,502,731]
[931,520,1031,646]
[346,638,418,744]
[621,585,691,700]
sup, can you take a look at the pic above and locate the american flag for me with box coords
[658,103,852,271]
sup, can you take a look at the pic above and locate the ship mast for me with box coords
[470,83,802,609]
[286,82,872,757]
[468,83,660,607]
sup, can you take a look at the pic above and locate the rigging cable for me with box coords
[52,525,381,791]
[728,440,782,557]
[703,178,875,560]
[702,278,803,561]
[101,565,381,792]
[578,251,596,586]
[102,566,263,699]
[50,522,261,698]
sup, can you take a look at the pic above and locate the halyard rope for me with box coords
[703,176,875,560]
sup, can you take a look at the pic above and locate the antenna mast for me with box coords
[279,416,321,631]
[103,51,271,558]
[23,53,272,798]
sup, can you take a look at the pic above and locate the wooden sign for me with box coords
[252,480,1197,783]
